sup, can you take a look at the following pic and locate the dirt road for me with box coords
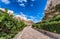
[13,26,54,39]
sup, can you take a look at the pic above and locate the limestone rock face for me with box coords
[14,15,33,26]
[43,0,60,20]
[45,0,60,10]
[0,8,14,15]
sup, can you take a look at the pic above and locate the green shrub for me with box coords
[32,3,60,34]
[0,9,26,39]
[32,14,60,34]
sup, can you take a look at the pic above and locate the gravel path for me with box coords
[13,26,53,39]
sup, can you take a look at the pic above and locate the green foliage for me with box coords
[54,15,60,21]
[32,3,60,34]
[0,9,26,39]
[32,14,60,34]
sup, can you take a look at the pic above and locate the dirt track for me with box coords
[13,26,54,39]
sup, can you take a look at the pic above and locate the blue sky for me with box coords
[0,0,47,23]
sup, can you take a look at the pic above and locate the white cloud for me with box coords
[30,16,36,19]
[15,12,28,21]
[19,13,39,23]
[28,15,43,23]
[20,12,27,20]
[19,3,25,7]
[1,0,10,4]
[15,12,39,23]
[18,0,27,3]
[28,16,37,22]
[15,12,42,23]
[18,0,27,7]
[20,12,26,17]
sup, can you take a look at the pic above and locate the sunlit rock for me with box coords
[43,0,60,20]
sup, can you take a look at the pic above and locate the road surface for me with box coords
[13,26,54,39]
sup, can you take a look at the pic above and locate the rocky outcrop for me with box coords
[0,8,14,15]
[43,0,60,20]
[14,16,33,26]
[45,0,60,10]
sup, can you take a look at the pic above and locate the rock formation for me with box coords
[45,0,60,10]
[0,8,14,15]
[43,0,60,20]
[14,15,33,25]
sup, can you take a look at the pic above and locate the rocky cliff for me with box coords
[14,16,33,26]
[43,0,60,20]
[45,0,60,10]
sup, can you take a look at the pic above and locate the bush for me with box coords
[32,15,60,34]
[32,3,60,34]
[0,9,26,39]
